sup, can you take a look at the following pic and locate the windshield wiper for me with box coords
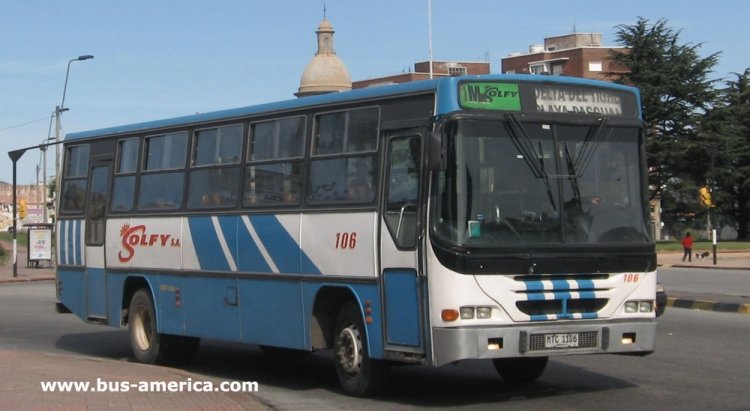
[506,114,557,211]
[564,143,582,209]
[572,117,611,176]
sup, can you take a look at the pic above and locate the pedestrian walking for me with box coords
[681,232,693,262]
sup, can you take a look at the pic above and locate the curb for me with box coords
[667,297,750,315]
[669,264,750,271]
[0,276,55,284]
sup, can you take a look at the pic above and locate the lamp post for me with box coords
[54,55,93,205]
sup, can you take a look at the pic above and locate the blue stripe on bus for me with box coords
[235,217,273,273]
[188,217,231,271]
[576,278,597,300]
[524,280,545,292]
[523,277,605,320]
[526,292,546,301]
[551,279,571,304]
[58,221,66,265]
[74,220,82,265]
[65,220,73,265]
[249,215,299,273]
[250,215,321,275]
[216,216,239,268]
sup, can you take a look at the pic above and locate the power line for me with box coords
[0,115,51,132]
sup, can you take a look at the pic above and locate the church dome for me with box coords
[296,18,351,97]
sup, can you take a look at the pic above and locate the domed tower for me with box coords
[296,17,352,97]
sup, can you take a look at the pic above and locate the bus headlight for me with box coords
[625,301,639,313]
[625,300,654,313]
[476,306,492,319]
[457,306,493,320]
[460,307,475,319]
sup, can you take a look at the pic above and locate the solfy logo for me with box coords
[464,85,519,103]
[118,223,181,263]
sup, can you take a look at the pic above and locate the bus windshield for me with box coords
[433,117,651,247]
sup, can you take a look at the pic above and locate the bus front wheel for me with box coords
[493,356,548,383]
[333,301,388,397]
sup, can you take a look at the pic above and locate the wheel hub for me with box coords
[336,324,362,375]
[132,305,152,351]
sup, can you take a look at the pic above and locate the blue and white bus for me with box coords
[56,74,657,396]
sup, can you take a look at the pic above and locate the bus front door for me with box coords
[380,133,425,354]
[84,164,110,321]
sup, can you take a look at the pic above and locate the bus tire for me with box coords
[493,356,548,383]
[128,289,164,364]
[333,301,388,397]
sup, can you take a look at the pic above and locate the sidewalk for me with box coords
[0,239,55,283]
[0,241,269,410]
[657,250,750,270]
[0,350,269,410]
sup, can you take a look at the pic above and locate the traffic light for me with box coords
[18,199,27,219]
[698,186,713,208]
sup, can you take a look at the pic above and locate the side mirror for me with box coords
[427,131,446,171]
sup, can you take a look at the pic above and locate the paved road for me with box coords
[0,282,268,410]
[2,282,749,410]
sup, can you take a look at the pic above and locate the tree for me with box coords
[609,18,720,237]
[701,69,750,238]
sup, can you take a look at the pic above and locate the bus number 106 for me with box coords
[335,232,357,249]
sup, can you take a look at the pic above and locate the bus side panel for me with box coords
[85,268,107,318]
[302,283,384,359]
[238,278,306,349]
[383,269,421,347]
[154,274,184,335]
[58,269,86,319]
[105,273,126,327]
[183,276,240,341]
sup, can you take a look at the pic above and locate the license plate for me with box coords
[545,333,579,348]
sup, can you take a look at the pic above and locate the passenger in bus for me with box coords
[201,192,222,206]
[62,184,86,212]
[347,178,371,202]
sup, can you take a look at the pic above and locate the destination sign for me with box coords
[534,86,623,116]
[458,81,638,118]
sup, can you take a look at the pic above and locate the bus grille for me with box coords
[514,274,610,320]
[516,299,608,317]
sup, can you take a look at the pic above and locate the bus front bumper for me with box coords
[431,320,657,366]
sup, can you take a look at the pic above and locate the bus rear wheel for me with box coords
[129,289,162,364]
[493,356,548,383]
[333,301,388,397]
[128,289,200,365]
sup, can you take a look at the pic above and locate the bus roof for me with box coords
[65,74,639,141]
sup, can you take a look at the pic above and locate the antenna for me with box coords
[323,4,327,19]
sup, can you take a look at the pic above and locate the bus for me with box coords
[55,74,656,396]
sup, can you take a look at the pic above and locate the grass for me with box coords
[0,231,30,266]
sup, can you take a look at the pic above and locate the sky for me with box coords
[1,0,749,184]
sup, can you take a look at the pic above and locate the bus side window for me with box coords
[244,116,306,207]
[385,135,421,248]
[307,107,379,206]
[61,180,87,213]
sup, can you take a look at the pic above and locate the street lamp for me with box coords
[54,55,93,211]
